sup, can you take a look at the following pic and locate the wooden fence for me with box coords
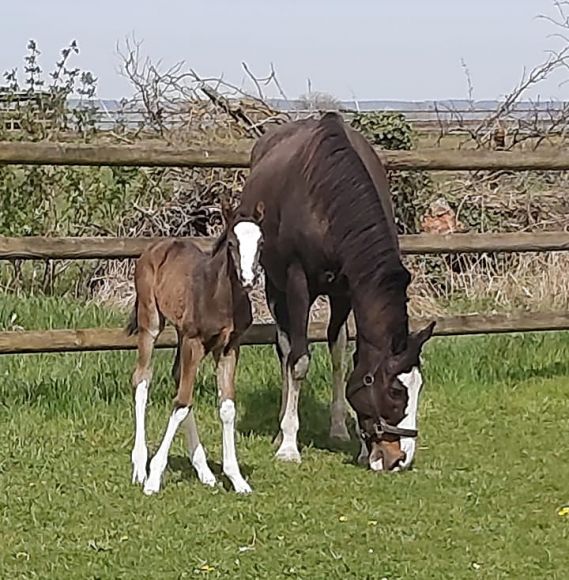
[0,140,568,355]
[5,141,569,170]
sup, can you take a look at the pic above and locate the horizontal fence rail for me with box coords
[1,232,568,261]
[1,312,568,355]
[5,141,569,170]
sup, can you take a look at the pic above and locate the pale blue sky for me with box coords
[2,0,567,100]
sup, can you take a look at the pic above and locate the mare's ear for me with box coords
[254,201,265,223]
[387,321,436,376]
[414,320,436,349]
[221,198,234,225]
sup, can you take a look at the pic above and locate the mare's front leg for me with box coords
[216,346,252,493]
[328,297,351,441]
[144,337,204,495]
[274,262,311,463]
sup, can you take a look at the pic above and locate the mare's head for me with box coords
[348,321,436,472]
[222,199,265,291]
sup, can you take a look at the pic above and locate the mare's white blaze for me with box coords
[144,406,189,495]
[132,380,149,484]
[396,366,423,470]
[234,221,262,286]
[220,399,252,493]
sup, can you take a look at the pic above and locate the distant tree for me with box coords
[296,91,341,112]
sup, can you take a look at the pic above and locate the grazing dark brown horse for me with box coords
[127,201,264,494]
[237,113,435,471]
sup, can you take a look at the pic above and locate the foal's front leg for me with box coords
[216,347,252,494]
[144,337,203,495]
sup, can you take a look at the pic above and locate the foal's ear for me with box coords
[221,198,235,225]
[253,201,265,223]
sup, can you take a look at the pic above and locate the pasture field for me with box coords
[0,296,569,579]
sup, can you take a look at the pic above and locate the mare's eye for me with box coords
[389,386,404,399]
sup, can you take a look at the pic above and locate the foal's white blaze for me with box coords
[220,399,252,493]
[132,380,149,484]
[233,221,262,286]
[396,366,423,471]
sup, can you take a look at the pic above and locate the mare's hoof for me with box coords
[275,445,301,463]
[292,355,310,381]
[329,423,351,442]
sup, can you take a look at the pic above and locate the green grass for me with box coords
[1,298,569,578]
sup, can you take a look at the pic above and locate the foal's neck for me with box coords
[208,241,243,305]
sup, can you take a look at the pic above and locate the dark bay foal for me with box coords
[127,201,264,495]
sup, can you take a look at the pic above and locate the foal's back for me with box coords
[134,239,207,330]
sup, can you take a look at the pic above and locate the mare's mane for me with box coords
[300,113,410,296]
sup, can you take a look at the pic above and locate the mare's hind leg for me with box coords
[328,297,351,441]
[131,290,163,485]
[144,336,204,495]
[274,263,311,463]
[172,341,217,488]
[216,346,251,493]
[266,279,290,448]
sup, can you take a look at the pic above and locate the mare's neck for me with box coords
[351,282,410,358]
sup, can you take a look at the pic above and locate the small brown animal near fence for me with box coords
[0,140,568,355]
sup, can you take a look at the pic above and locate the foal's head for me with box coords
[222,199,265,291]
[348,321,436,471]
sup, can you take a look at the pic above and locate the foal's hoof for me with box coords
[131,446,148,485]
[275,444,301,463]
[143,473,162,495]
[131,464,147,485]
[292,355,310,381]
[233,480,253,494]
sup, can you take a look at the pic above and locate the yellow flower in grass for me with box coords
[338,515,348,522]
[558,506,569,517]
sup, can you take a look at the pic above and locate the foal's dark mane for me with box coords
[301,113,410,296]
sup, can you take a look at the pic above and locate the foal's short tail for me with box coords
[125,297,139,336]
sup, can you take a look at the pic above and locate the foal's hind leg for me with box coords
[172,341,217,487]
[131,295,163,485]
[216,346,251,493]
[144,337,204,495]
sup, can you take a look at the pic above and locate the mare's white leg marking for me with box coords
[184,409,216,487]
[144,406,189,495]
[329,325,350,441]
[220,400,252,494]
[275,330,301,462]
[233,221,262,287]
[272,327,290,448]
[131,380,149,485]
[396,366,423,470]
